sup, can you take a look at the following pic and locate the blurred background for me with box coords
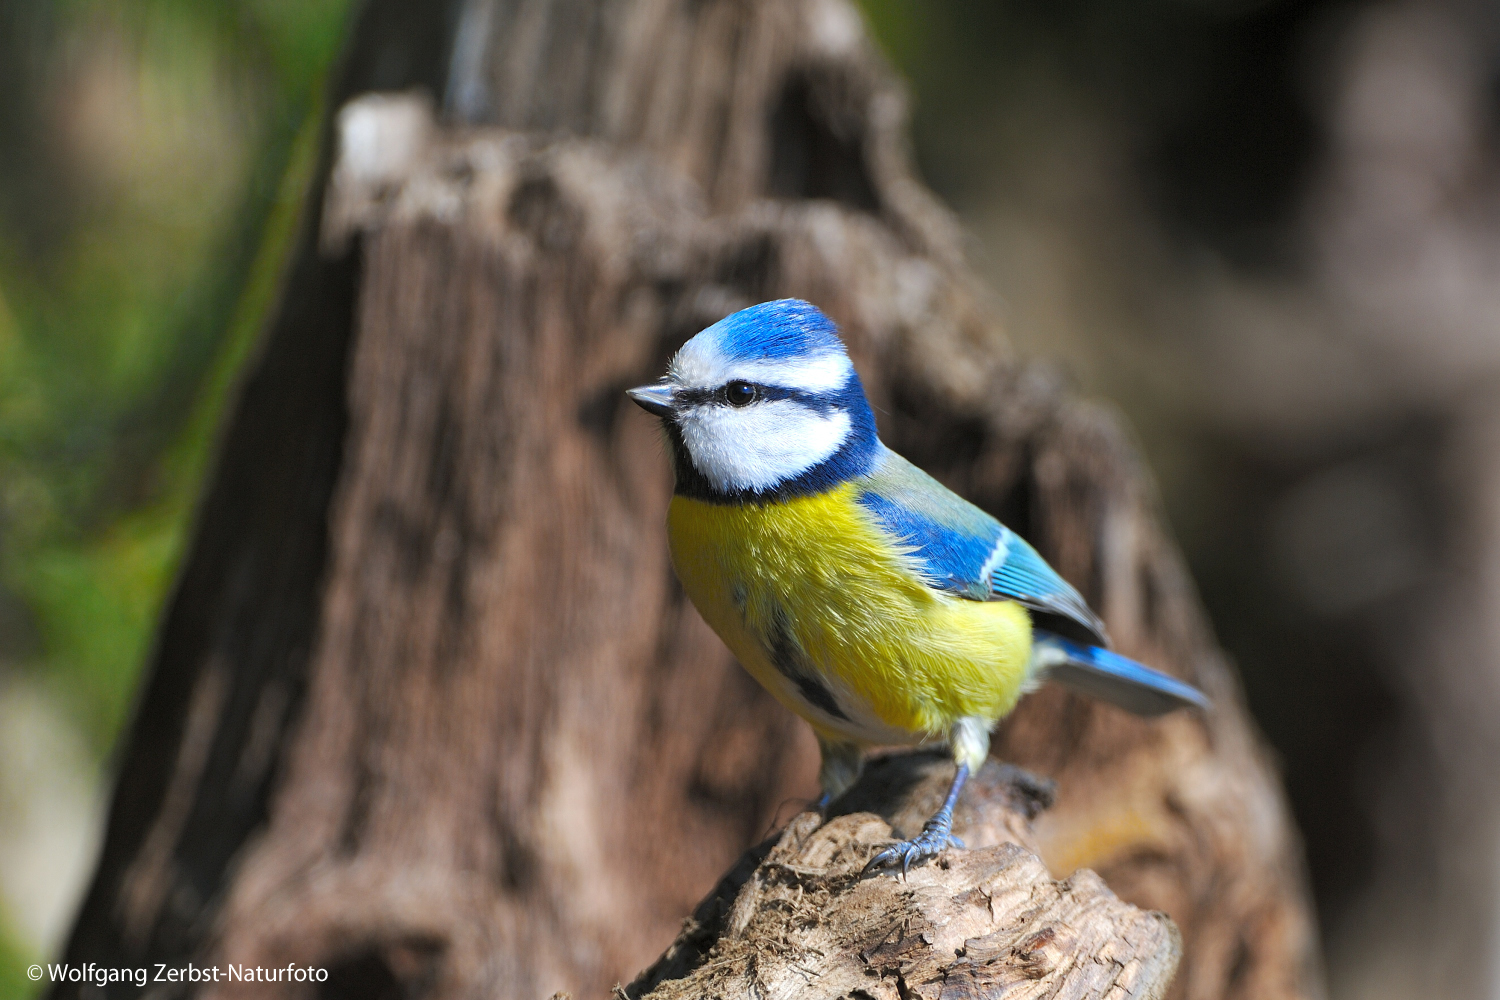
[1,1,1497,998]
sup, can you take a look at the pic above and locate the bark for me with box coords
[54,2,1322,999]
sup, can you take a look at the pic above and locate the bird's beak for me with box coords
[626,381,676,417]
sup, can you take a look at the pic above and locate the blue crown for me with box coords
[709,299,846,363]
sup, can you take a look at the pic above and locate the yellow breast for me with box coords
[666,484,1033,745]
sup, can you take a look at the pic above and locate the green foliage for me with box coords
[0,0,345,967]
[0,910,35,1000]
[0,0,347,756]
[853,0,929,77]
[0,9,348,979]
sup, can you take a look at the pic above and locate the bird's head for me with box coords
[628,299,879,502]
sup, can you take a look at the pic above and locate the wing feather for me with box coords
[986,530,1107,645]
[856,450,1107,645]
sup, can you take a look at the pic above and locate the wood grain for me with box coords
[631,757,1180,1000]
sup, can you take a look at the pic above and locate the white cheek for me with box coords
[680,402,852,492]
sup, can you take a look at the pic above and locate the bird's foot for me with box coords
[863,760,970,876]
[862,820,965,876]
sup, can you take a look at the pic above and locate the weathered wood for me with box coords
[630,756,1181,1000]
[53,2,1322,999]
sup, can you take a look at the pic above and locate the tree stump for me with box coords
[52,3,1322,999]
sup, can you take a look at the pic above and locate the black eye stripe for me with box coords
[672,382,842,413]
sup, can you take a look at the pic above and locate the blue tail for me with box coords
[1032,631,1209,716]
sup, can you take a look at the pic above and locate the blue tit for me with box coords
[628,299,1207,874]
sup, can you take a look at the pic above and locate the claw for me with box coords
[862,824,964,876]
[862,762,971,877]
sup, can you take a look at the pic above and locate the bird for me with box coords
[626,299,1208,874]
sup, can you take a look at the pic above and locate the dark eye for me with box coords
[724,380,758,407]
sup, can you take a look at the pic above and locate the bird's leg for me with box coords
[815,737,865,813]
[862,761,968,875]
[864,717,988,875]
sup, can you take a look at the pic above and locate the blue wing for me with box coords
[855,449,1108,645]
